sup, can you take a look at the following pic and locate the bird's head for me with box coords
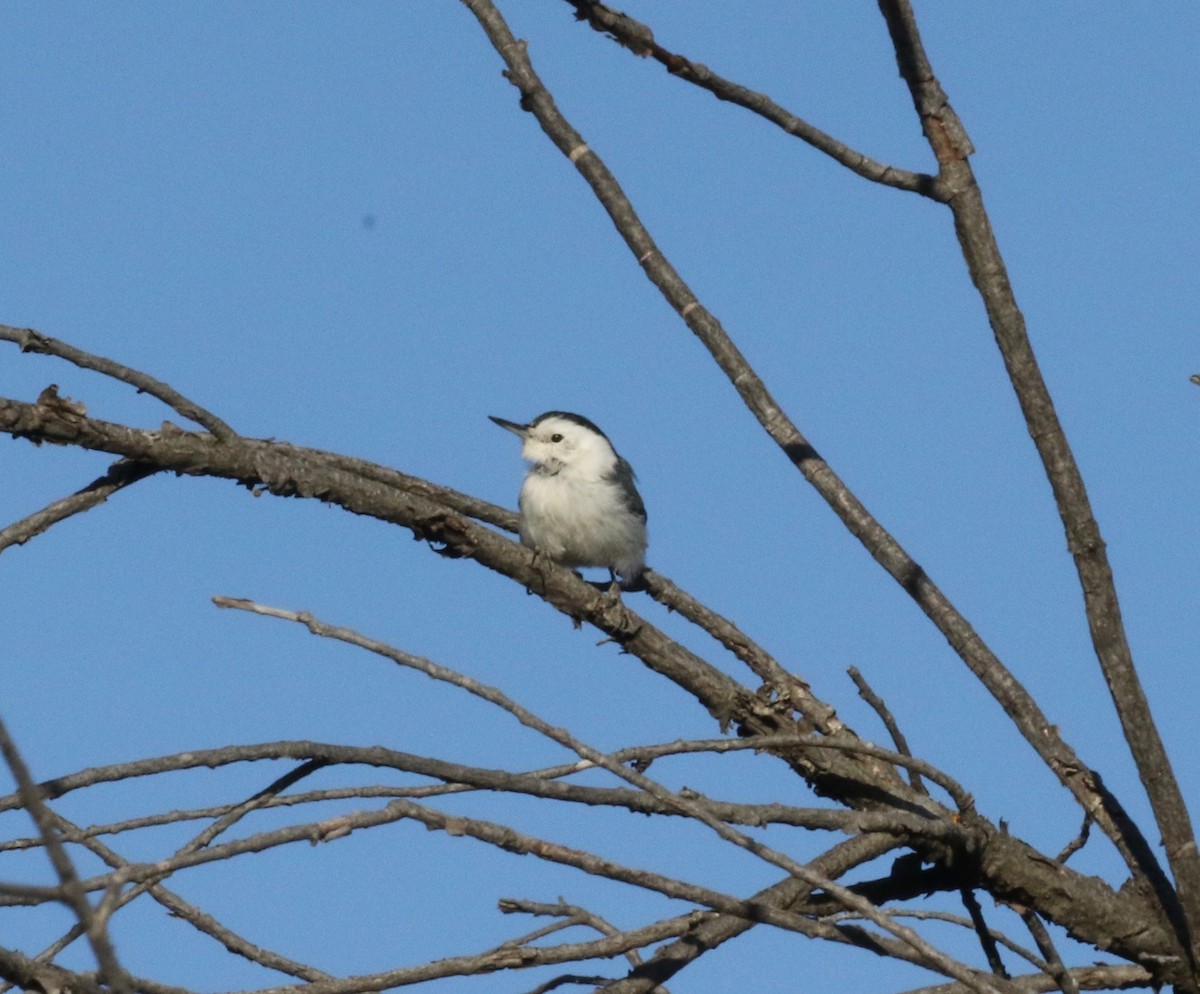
[489,411,619,479]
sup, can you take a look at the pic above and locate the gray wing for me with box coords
[610,456,647,521]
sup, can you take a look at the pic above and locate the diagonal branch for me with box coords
[645,571,833,728]
[0,324,236,439]
[875,0,1200,966]
[599,833,902,993]
[0,459,160,555]
[0,392,925,805]
[1017,909,1080,994]
[848,666,927,796]
[0,716,130,993]
[561,0,938,197]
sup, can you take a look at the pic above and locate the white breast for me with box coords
[519,470,646,578]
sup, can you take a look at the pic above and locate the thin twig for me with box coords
[830,906,1043,973]
[0,459,159,554]
[500,899,648,969]
[184,758,329,853]
[598,834,903,994]
[36,809,332,984]
[0,324,236,439]
[1055,813,1093,865]
[24,762,338,980]
[645,571,840,732]
[560,0,938,197]
[959,887,1010,979]
[1018,908,1080,994]
[848,666,927,795]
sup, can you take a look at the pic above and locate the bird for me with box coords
[490,411,648,591]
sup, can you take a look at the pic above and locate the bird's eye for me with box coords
[550,433,563,443]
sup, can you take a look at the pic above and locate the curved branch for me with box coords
[849,666,928,795]
[0,324,236,440]
[561,0,939,197]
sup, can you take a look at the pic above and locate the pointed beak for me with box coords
[489,415,528,438]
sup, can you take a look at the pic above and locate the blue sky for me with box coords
[1,3,1197,991]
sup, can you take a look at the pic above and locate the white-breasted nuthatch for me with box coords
[490,411,648,591]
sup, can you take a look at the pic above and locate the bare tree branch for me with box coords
[875,0,1200,965]
[0,715,131,992]
[1018,909,1081,994]
[1056,815,1094,865]
[832,905,1045,973]
[0,737,956,850]
[848,665,928,795]
[897,963,1152,994]
[0,324,236,439]
[0,362,1183,981]
[598,833,903,993]
[1,6,1190,993]
[499,898,654,972]
[644,571,836,729]
[959,887,1011,979]
[0,459,159,554]
[560,0,939,197]
[27,808,332,985]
